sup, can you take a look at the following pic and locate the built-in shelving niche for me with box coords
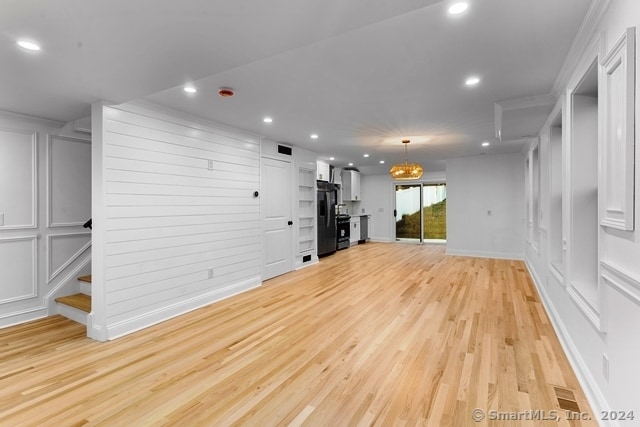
[600,27,636,231]
[548,108,564,279]
[567,56,600,327]
[296,164,317,267]
[526,139,541,253]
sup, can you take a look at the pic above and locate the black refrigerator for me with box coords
[317,181,337,257]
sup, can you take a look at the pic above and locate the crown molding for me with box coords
[496,94,557,112]
[551,0,612,97]
[0,109,65,130]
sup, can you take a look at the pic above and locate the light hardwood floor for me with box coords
[0,243,596,426]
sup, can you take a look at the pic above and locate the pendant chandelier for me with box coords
[389,139,423,180]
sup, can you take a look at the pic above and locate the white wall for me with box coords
[0,111,91,327]
[446,153,525,259]
[525,0,640,424]
[89,101,262,340]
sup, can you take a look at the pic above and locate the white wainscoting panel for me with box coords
[48,135,92,227]
[601,260,640,306]
[101,104,262,333]
[0,236,37,303]
[600,27,636,231]
[47,233,92,282]
[0,128,37,229]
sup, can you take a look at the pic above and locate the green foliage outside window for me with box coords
[396,199,446,240]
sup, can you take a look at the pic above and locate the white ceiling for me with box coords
[1,0,591,174]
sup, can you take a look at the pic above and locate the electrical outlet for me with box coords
[207,160,214,170]
[0,213,4,226]
[602,354,609,381]
[207,268,214,279]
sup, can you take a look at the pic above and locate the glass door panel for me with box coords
[422,184,446,241]
[395,184,422,241]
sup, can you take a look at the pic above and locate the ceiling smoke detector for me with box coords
[218,88,235,97]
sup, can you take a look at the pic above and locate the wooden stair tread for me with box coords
[55,294,91,313]
[78,275,92,283]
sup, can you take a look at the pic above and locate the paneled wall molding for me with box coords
[0,128,38,230]
[46,233,92,282]
[601,260,640,307]
[600,27,636,231]
[552,0,612,97]
[47,135,92,228]
[565,41,601,335]
[567,282,602,332]
[0,236,37,304]
[547,262,564,288]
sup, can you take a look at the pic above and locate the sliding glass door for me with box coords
[394,184,422,242]
[395,183,446,243]
[422,184,446,241]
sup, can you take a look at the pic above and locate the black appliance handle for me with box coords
[325,192,330,228]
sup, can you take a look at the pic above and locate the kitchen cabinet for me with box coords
[317,160,330,181]
[333,167,342,185]
[350,216,360,245]
[342,170,361,201]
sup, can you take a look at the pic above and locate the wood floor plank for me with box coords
[0,243,597,426]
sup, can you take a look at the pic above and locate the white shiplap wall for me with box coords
[94,102,261,339]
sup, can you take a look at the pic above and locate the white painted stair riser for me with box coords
[80,281,91,296]
[56,303,88,326]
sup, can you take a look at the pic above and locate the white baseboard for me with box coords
[104,276,261,340]
[368,238,394,243]
[446,248,524,260]
[295,259,318,270]
[0,306,47,329]
[524,258,613,427]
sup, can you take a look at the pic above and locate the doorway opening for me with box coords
[394,183,446,243]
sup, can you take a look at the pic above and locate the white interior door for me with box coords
[261,157,293,280]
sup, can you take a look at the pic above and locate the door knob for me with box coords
[288,220,293,226]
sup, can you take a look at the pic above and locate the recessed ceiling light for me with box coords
[465,76,481,86]
[379,160,385,164]
[310,134,319,139]
[448,2,469,15]
[17,40,41,51]
[363,154,370,158]
[482,141,490,147]
[263,117,273,123]
[348,162,354,166]
[183,86,197,93]
[329,157,335,161]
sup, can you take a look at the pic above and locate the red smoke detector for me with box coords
[218,88,234,97]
